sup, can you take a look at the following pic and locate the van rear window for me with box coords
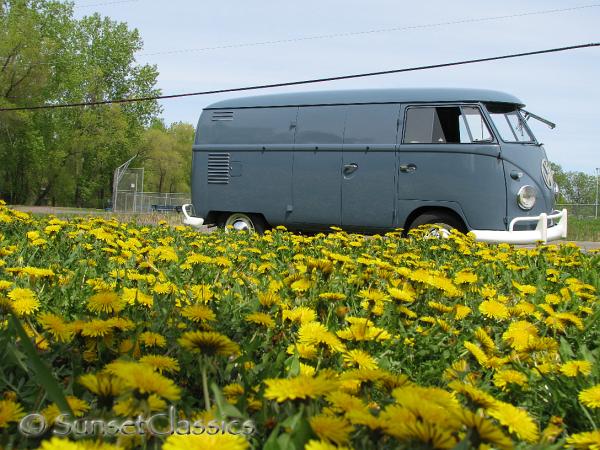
[403,106,492,144]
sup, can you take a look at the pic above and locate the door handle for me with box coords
[343,163,358,175]
[399,163,417,173]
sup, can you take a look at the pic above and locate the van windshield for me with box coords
[486,103,535,143]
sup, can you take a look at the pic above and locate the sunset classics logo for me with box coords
[18,406,256,437]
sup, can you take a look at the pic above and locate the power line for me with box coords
[140,3,600,56]
[73,0,139,9]
[1,3,598,64]
[1,42,598,112]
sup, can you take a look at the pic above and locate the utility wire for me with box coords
[140,3,600,56]
[1,42,598,112]
[1,3,598,63]
[73,0,139,9]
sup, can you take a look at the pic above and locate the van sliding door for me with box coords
[342,104,401,230]
[288,106,346,228]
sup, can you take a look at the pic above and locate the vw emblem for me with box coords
[541,159,554,189]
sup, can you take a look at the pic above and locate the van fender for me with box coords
[401,201,471,232]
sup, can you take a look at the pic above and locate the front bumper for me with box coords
[181,204,205,228]
[470,209,567,244]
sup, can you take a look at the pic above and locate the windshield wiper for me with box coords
[521,109,556,129]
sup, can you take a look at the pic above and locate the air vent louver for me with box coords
[207,153,230,184]
[211,111,234,121]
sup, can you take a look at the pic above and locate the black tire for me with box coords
[217,212,268,234]
[408,212,467,236]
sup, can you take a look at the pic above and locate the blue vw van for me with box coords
[182,88,567,244]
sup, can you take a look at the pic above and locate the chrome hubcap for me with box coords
[424,224,452,239]
[225,214,254,232]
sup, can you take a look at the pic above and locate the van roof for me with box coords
[205,88,524,109]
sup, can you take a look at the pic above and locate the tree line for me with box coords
[0,0,194,209]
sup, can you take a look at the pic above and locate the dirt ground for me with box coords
[9,205,600,249]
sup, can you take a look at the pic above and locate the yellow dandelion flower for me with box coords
[105,361,180,401]
[479,300,509,320]
[189,284,214,303]
[502,320,538,351]
[299,321,345,352]
[79,372,124,397]
[493,370,528,391]
[579,384,600,408]
[178,331,240,357]
[342,349,378,370]
[454,270,478,284]
[304,440,351,450]
[245,312,275,328]
[560,360,592,377]
[37,312,73,342]
[42,396,89,423]
[139,354,180,374]
[318,292,347,301]
[474,328,496,352]
[7,287,40,316]
[264,373,338,403]
[291,277,311,292]
[287,343,318,360]
[223,383,244,401]
[566,430,600,449]
[163,433,249,450]
[181,304,216,323]
[139,331,167,348]
[37,437,122,450]
[488,402,539,443]
[122,287,153,308]
[512,281,537,295]
[282,306,316,324]
[0,399,25,428]
[257,291,281,307]
[464,341,489,366]
[459,409,513,450]
[81,319,114,337]
[309,414,353,445]
[454,305,472,320]
[87,291,124,314]
[448,381,496,409]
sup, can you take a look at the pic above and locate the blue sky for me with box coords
[74,0,599,173]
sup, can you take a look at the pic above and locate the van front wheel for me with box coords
[408,212,466,238]
[218,212,267,233]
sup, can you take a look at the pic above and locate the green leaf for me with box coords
[9,314,73,415]
[210,382,243,419]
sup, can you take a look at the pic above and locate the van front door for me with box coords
[342,104,401,230]
[289,106,346,228]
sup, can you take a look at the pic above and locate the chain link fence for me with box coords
[112,161,189,213]
[113,192,190,213]
[556,204,599,219]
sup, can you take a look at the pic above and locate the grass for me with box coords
[568,217,600,242]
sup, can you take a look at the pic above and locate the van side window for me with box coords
[403,106,492,144]
[344,104,400,144]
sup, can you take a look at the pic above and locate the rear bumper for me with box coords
[181,204,205,227]
[470,209,567,244]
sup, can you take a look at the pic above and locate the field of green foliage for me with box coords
[1,201,599,449]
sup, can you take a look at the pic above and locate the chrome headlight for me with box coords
[553,183,560,200]
[517,185,536,210]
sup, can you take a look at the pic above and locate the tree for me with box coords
[137,120,194,193]
[0,0,161,207]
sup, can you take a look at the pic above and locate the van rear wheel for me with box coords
[408,212,466,238]
[218,212,268,234]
